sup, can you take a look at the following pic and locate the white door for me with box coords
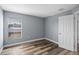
[58,15,74,51]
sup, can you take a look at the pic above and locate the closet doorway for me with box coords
[58,15,74,51]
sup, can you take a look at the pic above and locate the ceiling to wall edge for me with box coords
[3,9,74,19]
[1,5,79,19]
[3,10,44,19]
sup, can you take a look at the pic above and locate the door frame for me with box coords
[74,11,79,52]
[58,15,75,51]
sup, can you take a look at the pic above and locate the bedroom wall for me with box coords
[45,16,58,42]
[3,9,75,46]
[0,7,3,53]
[3,11,44,45]
[76,14,79,44]
[71,6,79,44]
[45,10,73,43]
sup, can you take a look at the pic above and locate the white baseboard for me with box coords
[0,47,3,54]
[4,38,58,48]
[45,38,58,44]
[4,38,45,48]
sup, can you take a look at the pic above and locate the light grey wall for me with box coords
[3,9,76,46]
[0,8,3,51]
[76,15,79,45]
[3,11,44,45]
[71,6,79,44]
[45,10,73,42]
[45,16,58,42]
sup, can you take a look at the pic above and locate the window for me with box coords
[8,17,22,39]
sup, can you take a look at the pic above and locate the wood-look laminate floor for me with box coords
[1,39,79,55]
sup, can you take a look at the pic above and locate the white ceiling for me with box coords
[0,4,78,17]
